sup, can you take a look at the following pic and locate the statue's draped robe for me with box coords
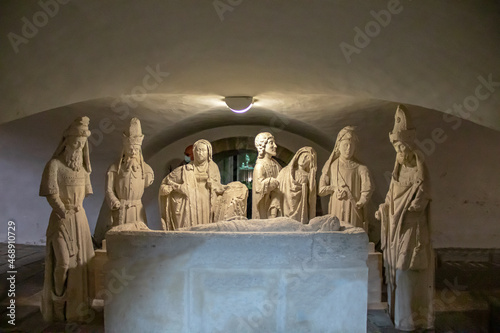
[160,161,221,230]
[252,158,282,219]
[105,160,154,227]
[213,181,249,222]
[277,148,316,224]
[319,158,373,230]
[380,154,434,331]
[39,157,95,322]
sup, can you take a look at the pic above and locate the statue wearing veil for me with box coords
[159,139,226,230]
[277,147,317,224]
[319,126,374,231]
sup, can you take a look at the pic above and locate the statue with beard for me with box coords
[39,116,95,322]
[105,118,154,230]
[375,105,434,331]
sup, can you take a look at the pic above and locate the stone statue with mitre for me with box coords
[105,118,154,230]
[375,105,434,331]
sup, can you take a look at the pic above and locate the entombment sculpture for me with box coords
[105,118,154,230]
[252,132,282,219]
[39,116,95,322]
[375,105,434,331]
[104,213,369,332]
[277,146,317,224]
[319,126,373,231]
[159,139,227,230]
[181,215,346,232]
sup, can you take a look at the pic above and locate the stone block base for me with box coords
[105,229,369,333]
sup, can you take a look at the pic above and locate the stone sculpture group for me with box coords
[39,105,433,331]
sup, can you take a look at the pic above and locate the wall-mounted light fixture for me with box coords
[225,96,253,113]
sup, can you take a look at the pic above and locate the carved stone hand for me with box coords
[112,200,121,210]
[336,189,348,200]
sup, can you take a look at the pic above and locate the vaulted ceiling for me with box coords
[1,0,499,136]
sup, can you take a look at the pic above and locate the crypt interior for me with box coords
[1,1,500,332]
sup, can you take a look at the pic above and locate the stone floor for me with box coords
[1,244,499,333]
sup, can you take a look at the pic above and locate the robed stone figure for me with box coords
[319,126,373,231]
[375,105,434,331]
[252,132,282,219]
[159,139,226,230]
[39,117,94,322]
[105,118,154,229]
[277,146,317,224]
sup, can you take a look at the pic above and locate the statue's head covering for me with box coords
[321,126,359,177]
[277,146,317,223]
[333,126,358,158]
[292,146,317,196]
[118,118,146,177]
[388,105,426,182]
[389,105,416,148]
[52,116,92,173]
[292,146,317,171]
[123,117,144,146]
[193,139,213,163]
[63,116,91,138]
[254,132,274,159]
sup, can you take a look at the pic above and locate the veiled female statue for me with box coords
[319,126,374,231]
[159,139,225,230]
[277,146,317,224]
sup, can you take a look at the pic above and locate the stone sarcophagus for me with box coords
[104,221,369,333]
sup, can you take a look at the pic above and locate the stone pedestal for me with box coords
[105,228,369,333]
